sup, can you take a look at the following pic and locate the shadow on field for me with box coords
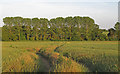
[75,55,118,72]
[77,58,105,72]
[36,53,51,72]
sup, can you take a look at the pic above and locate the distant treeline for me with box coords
[2,16,120,41]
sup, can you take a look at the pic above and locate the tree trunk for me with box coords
[50,33,51,40]
[44,32,46,40]
[27,34,29,40]
[19,31,20,40]
[70,27,72,40]
[9,27,12,41]
[36,33,38,40]
[86,24,89,40]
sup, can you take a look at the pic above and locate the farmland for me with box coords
[2,41,118,72]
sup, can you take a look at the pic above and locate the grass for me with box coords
[2,41,118,72]
[2,41,63,72]
[55,41,118,72]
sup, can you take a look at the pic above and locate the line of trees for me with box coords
[2,16,120,41]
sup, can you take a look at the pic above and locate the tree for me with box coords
[72,16,82,40]
[2,25,10,41]
[65,16,73,40]
[13,17,23,40]
[55,17,65,40]
[40,18,48,40]
[32,18,40,40]
[49,18,57,40]
[82,17,95,40]
[114,22,120,40]
[3,17,14,40]
[108,28,115,40]
[23,18,31,40]
[3,16,117,41]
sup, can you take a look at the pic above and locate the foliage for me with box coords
[2,16,119,41]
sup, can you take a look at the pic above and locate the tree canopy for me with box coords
[2,16,120,41]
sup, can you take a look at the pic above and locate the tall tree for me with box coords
[55,17,65,40]
[82,17,95,40]
[2,25,10,41]
[108,28,115,40]
[32,18,40,40]
[40,18,48,40]
[3,16,117,41]
[114,22,120,40]
[13,17,23,40]
[49,18,57,40]
[3,17,14,40]
[73,16,82,40]
[65,16,73,40]
[23,18,31,40]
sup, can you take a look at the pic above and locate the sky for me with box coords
[0,0,119,29]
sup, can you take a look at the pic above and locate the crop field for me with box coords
[2,41,118,72]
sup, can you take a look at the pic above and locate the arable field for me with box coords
[2,41,118,72]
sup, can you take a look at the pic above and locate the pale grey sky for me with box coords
[0,0,119,29]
